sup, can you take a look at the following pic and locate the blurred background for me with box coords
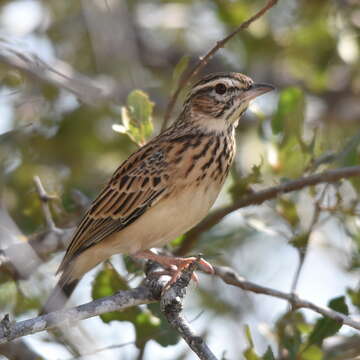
[0,0,359,359]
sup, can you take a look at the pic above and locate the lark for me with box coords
[43,72,273,312]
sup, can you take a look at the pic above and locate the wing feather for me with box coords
[57,142,170,273]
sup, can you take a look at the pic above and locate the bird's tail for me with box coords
[39,279,78,315]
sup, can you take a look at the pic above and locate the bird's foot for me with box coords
[133,250,214,287]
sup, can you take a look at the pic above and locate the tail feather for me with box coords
[39,280,78,315]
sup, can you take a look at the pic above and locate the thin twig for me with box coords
[290,184,329,293]
[177,165,360,255]
[0,43,111,104]
[33,176,62,234]
[214,265,360,331]
[161,0,278,129]
[160,260,218,360]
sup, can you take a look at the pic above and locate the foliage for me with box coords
[0,0,359,359]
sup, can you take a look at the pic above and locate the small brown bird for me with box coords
[42,72,273,313]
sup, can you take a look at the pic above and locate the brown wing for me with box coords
[57,142,171,273]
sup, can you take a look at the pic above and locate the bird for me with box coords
[41,72,273,313]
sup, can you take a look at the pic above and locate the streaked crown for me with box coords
[178,72,273,132]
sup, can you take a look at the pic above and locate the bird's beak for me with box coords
[242,83,274,102]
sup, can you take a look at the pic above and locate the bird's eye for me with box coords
[215,83,227,95]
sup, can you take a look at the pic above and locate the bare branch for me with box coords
[177,165,360,255]
[162,0,278,129]
[161,261,218,360]
[0,286,155,344]
[0,43,114,104]
[214,265,360,331]
[1,261,359,346]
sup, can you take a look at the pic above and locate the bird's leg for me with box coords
[133,250,214,285]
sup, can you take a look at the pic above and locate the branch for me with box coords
[162,0,278,129]
[177,165,360,255]
[0,261,217,360]
[0,43,114,105]
[160,261,218,360]
[2,166,359,279]
[33,176,62,234]
[214,265,360,331]
[1,262,359,347]
[0,286,155,344]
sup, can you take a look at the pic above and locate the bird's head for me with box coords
[179,72,274,133]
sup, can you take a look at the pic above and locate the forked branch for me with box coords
[1,264,359,347]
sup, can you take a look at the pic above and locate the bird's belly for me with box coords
[105,182,222,254]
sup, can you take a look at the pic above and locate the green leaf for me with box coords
[172,55,190,91]
[245,324,255,348]
[290,233,310,251]
[301,345,323,360]
[91,266,134,323]
[347,287,360,309]
[115,90,154,146]
[133,310,161,348]
[307,296,349,346]
[276,198,300,228]
[170,234,185,247]
[229,160,263,201]
[91,266,165,348]
[0,280,17,312]
[243,325,260,360]
[244,348,261,360]
[147,303,180,347]
[272,87,305,144]
[127,90,154,126]
[262,347,275,360]
[276,311,305,360]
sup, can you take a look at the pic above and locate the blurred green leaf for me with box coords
[14,289,41,315]
[302,345,323,360]
[307,296,348,347]
[123,255,143,275]
[229,161,263,201]
[272,87,305,144]
[244,348,260,360]
[172,55,190,91]
[92,267,156,347]
[347,287,360,310]
[2,70,23,87]
[0,280,17,312]
[92,266,133,323]
[290,233,310,251]
[170,234,185,247]
[147,303,180,347]
[276,312,305,360]
[262,347,275,360]
[335,130,360,168]
[276,198,300,228]
[243,325,261,360]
